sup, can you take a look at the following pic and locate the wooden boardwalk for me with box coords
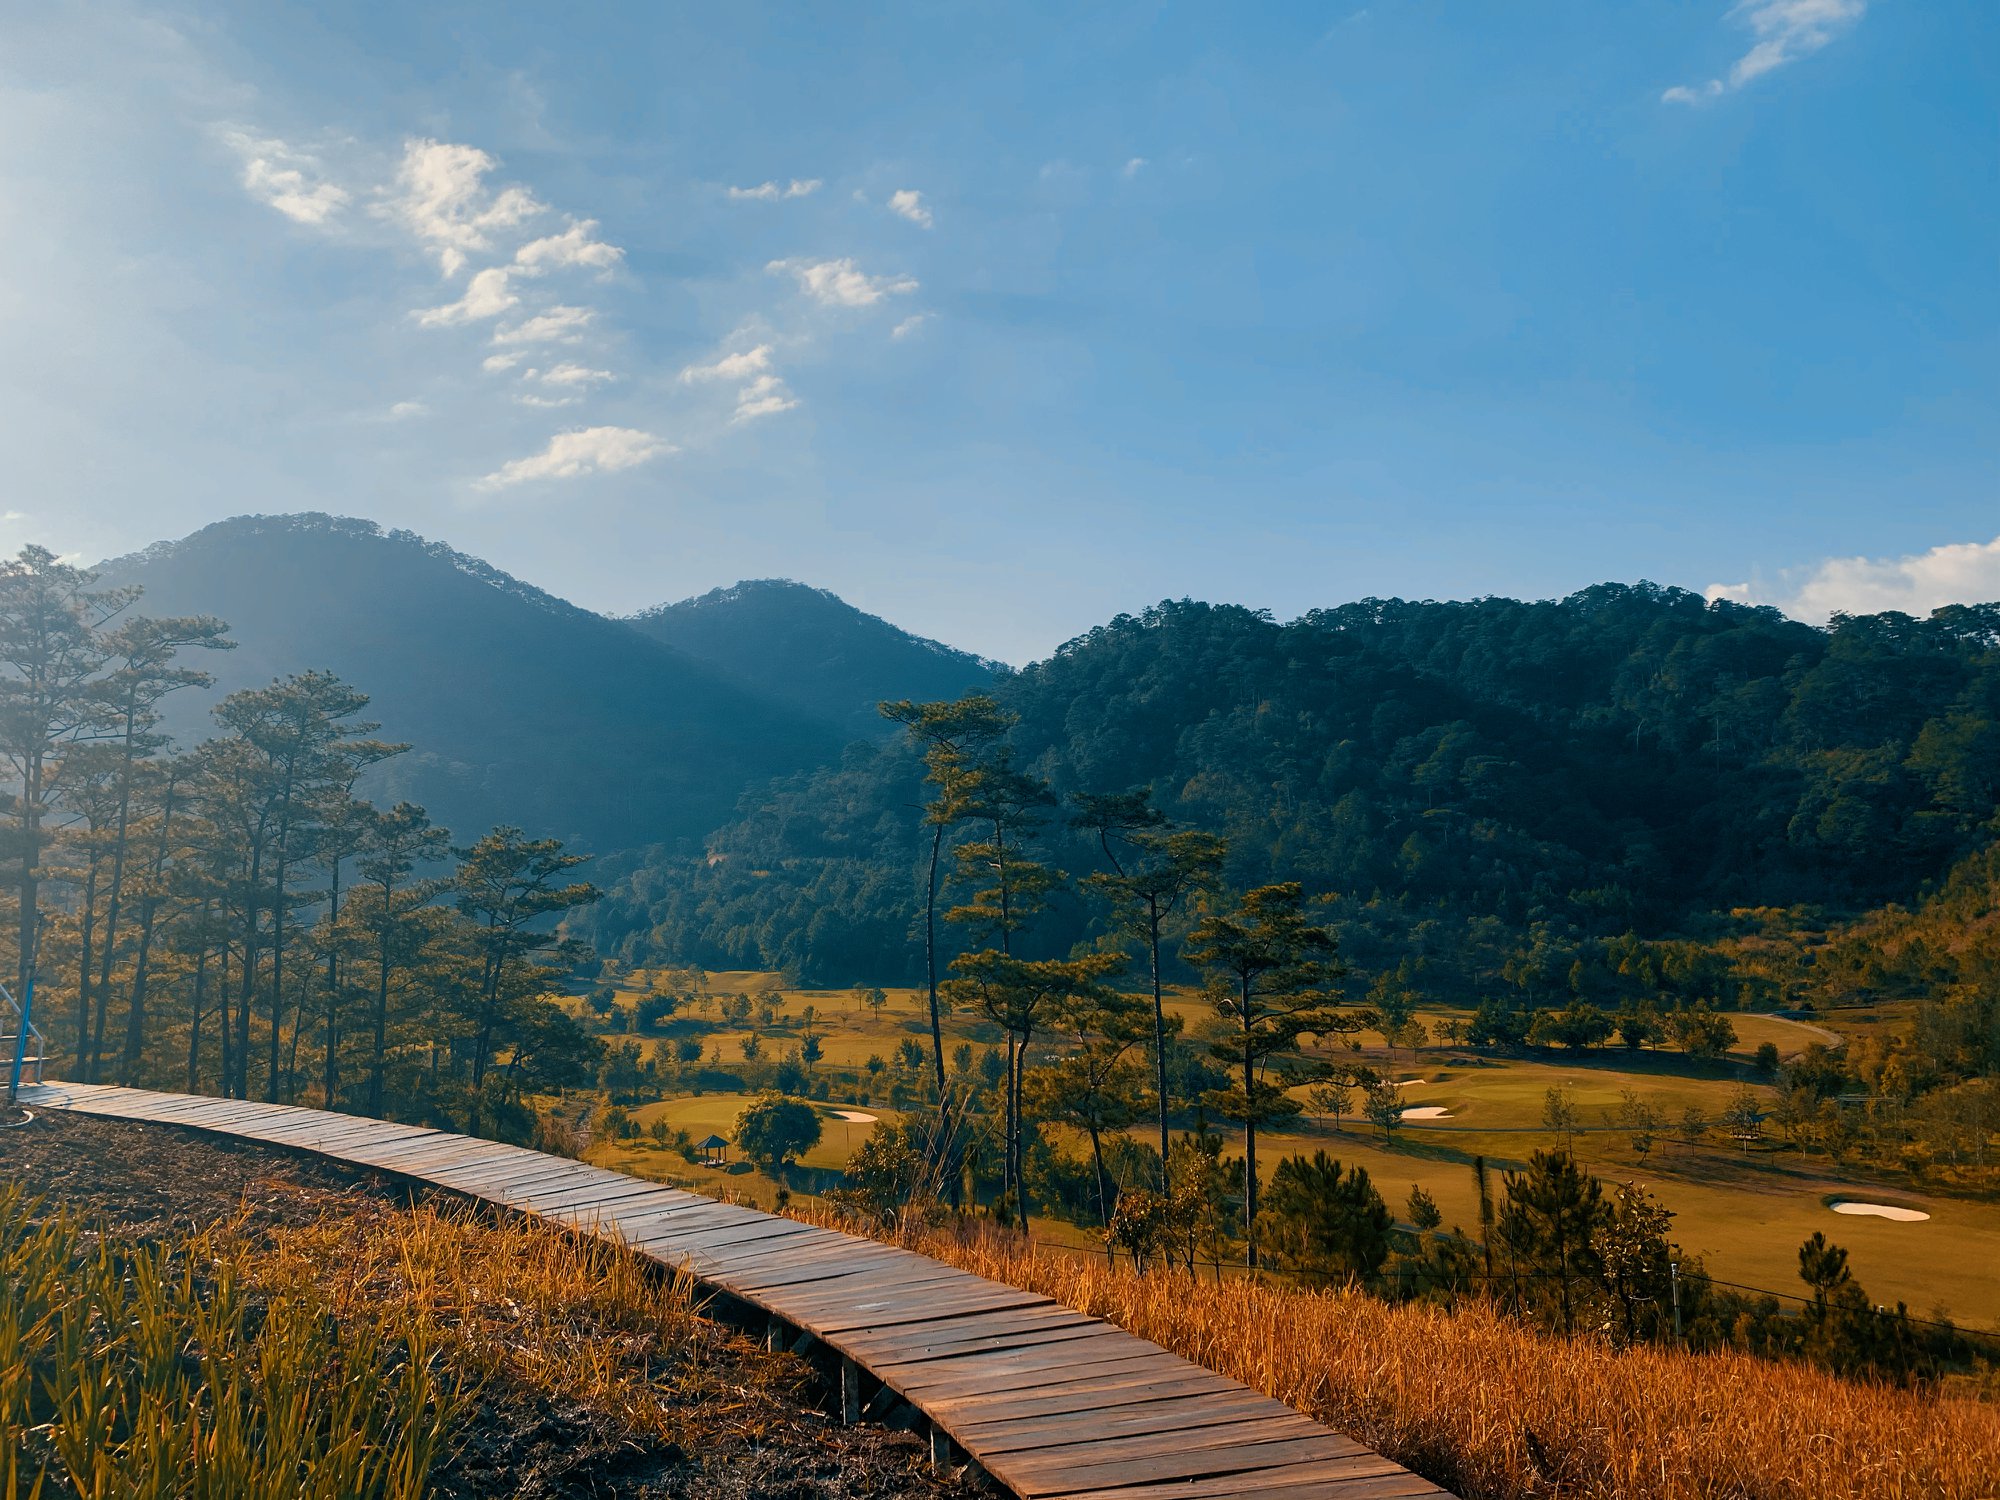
[16,1081,1453,1500]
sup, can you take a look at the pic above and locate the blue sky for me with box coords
[3,1,1993,663]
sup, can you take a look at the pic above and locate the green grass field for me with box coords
[581,969,2000,1326]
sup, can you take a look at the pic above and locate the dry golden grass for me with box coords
[812,1211,2000,1500]
[249,1196,798,1448]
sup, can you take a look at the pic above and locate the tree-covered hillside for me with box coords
[576,585,2000,989]
[97,515,842,854]
[624,578,1000,742]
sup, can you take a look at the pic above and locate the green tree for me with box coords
[1073,788,1226,1182]
[451,826,600,1129]
[1185,883,1357,1269]
[350,802,449,1115]
[1363,1079,1406,1142]
[1498,1149,1608,1335]
[947,950,1122,1224]
[879,692,1012,1105]
[735,1092,823,1172]
[0,548,133,1036]
[1027,981,1152,1224]
[1264,1151,1392,1285]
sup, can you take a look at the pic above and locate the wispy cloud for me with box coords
[381,138,544,276]
[535,361,614,387]
[492,305,595,345]
[767,257,917,308]
[887,188,933,228]
[732,374,798,423]
[728,178,822,201]
[387,399,428,419]
[476,426,673,489]
[891,313,931,340]
[1122,156,1149,179]
[1664,0,1865,105]
[1708,534,2000,620]
[680,344,774,383]
[513,217,623,275]
[218,128,349,225]
[482,352,522,373]
[413,266,518,326]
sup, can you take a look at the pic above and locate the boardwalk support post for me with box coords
[766,1317,785,1352]
[840,1356,862,1426]
[930,1421,953,1474]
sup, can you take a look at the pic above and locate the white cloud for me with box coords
[218,128,349,225]
[732,373,798,423]
[1664,0,1865,105]
[513,392,581,408]
[887,188,933,228]
[1122,156,1149,178]
[891,313,931,340]
[383,138,544,275]
[514,217,623,275]
[680,344,774,384]
[387,400,428,419]
[492,306,595,345]
[728,178,821,201]
[1707,534,2000,620]
[413,266,518,327]
[537,361,614,387]
[482,353,522,373]
[767,257,918,308]
[476,426,673,489]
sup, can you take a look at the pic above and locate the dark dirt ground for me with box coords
[0,1109,996,1500]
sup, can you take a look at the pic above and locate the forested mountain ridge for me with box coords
[95,514,843,854]
[623,578,1000,741]
[576,586,2000,993]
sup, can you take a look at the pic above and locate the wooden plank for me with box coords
[930,1378,1253,1434]
[916,1356,1222,1410]
[503,1176,675,1212]
[997,1434,1370,1498]
[956,1390,1285,1449]
[839,1308,1103,1364]
[994,1414,1354,1477]
[895,1331,1173,1390]
[1055,1457,1445,1500]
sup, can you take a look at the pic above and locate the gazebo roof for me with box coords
[696,1133,730,1149]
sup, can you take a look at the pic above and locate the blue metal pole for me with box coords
[6,977,31,1104]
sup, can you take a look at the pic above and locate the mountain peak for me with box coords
[626,579,999,738]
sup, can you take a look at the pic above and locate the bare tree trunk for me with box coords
[1149,899,1171,1186]
[185,922,210,1093]
[120,778,180,1085]
[75,850,103,1079]
[1241,982,1259,1272]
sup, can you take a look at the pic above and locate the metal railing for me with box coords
[3,982,47,1100]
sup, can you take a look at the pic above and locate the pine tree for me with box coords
[1073,787,1226,1184]
[1185,882,1356,1270]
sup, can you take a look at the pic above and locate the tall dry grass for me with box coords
[0,1185,458,1500]
[252,1198,772,1446]
[818,1211,2000,1500]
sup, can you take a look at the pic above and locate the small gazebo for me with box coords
[696,1133,730,1167]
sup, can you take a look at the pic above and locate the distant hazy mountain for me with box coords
[97,515,841,855]
[625,579,1000,741]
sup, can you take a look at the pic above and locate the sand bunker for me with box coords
[1393,1079,1429,1087]
[1830,1200,1929,1222]
[830,1109,878,1123]
[1401,1106,1452,1119]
